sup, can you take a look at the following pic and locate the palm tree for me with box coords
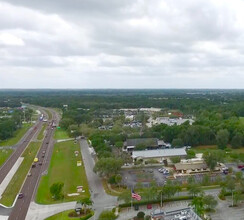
[78,198,92,214]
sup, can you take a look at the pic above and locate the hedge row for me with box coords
[119,196,193,208]
[79,212,94,220]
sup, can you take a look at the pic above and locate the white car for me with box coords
[163,169,169,174]
[158,168,166,173]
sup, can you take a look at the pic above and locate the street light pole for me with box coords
[160,191,163,208]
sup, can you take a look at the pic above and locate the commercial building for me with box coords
[132,148,187,164]
[124,138,171,152]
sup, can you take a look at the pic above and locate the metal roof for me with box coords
[126,138,158,147]
[132,148,187,159]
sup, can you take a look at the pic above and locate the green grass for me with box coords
[37,124,47,141]
[0,149,13,167]
[45,210,78,220]
[45,210,93,220]
[36,140,90,204]
[0,142,41,206]
[240,117,244,125]
[0,123,32,146]
[54,129,70,140]
[46,109,52,120]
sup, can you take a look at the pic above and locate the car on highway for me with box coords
[18,193,24,199]
[27,172,32,177]
[32,164,36,168]
[39,162,42,166]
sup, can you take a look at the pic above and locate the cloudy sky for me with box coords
[1,0,244,89]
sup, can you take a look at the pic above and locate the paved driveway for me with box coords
[80,139,117,219]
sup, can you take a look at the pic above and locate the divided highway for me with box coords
[0,111,46,186]
[8,109,59,220]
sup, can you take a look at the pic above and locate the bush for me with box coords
[80,212,94,220]
[145,159,159,164]
[137,211,145,218]
[119,196,193,208]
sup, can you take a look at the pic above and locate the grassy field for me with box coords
[36,140,90,204]
[45,210,78,220]
[0,141,41,206]
[0,123,31,146]
[0,149,13,167]
[37,124,47,141]
[45,210,93,220]
[54,129,70,140]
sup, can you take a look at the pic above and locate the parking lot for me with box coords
[121,167,226,188]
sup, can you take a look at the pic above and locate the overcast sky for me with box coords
[1,0,244,89]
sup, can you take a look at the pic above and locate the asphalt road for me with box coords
[0,118,43,186]
[8,109,59,220]
[80,139,117,219]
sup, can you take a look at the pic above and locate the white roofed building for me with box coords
[132,148,187,164]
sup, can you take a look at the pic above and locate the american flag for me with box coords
[131,189,141,201]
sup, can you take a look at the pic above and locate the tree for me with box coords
[118,189,131,203]
[93,157,123,178]
[231,133,243,148]
[115,141,123,148]
[172,138,184,148]
[203,195,218,211]
[190,195,204,216]
[235,171,243,182]
[77,198,92,214]
[98,210,116,220]
[50,182,64,200]
[135,143,147,151]
[203,151,222,171]
[170,156,181,164]
[187,183,202,197]
[137,211,145,219]
[216,129,229,149]
[233,190,242,206]
[115,174,122,188]
[186,150,196,159]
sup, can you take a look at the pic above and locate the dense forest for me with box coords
[1,89,244,149]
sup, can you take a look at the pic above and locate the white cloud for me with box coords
[0,33,24,46]
[1,0,244,88]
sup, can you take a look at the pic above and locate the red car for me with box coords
[238,165,244,169]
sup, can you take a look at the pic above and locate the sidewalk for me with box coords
[0,157,24,199]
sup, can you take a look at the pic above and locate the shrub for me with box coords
[137,211,145,218]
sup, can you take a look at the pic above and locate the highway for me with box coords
[8,109,59,220]
[0,110,47,186]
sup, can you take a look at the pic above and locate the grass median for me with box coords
[54,129,70,140]
[36,140,90,204]
[0,141,41,206]
[0,123,32,147]
[0,149,13,167]
[37,124,47,141]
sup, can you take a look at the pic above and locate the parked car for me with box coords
[238,165,244,169]
[158,168,166,173]
[163,169,169,175]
